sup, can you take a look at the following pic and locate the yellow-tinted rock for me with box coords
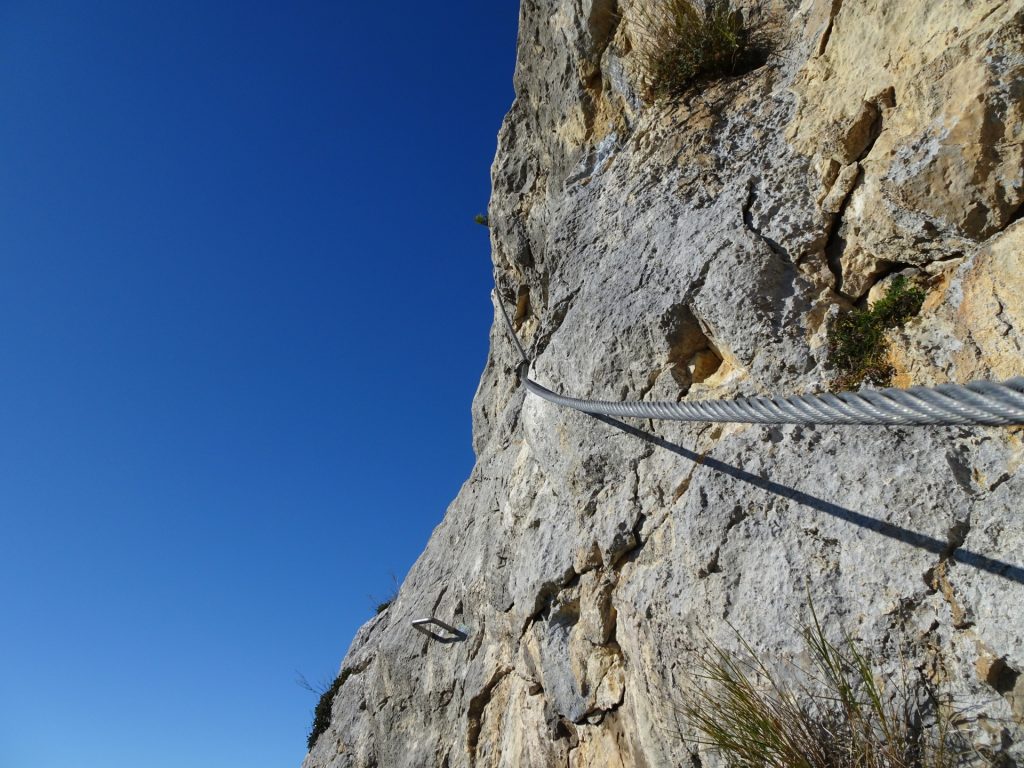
[687,349,723,384]
[890,222,1024,383]
[790,0,1024,295]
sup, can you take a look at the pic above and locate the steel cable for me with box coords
[494,290,1024,426]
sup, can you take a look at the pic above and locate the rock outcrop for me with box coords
[304,1,1024,765]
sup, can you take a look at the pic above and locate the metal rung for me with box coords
[411,617,467,643]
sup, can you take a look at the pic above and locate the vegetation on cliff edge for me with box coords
[634,0,771,101]
[676,609,968,767]
[307,669,353,750]
[827,275,926,391]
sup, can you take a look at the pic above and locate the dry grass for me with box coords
[676,609,969,767]
[632,0,771,101]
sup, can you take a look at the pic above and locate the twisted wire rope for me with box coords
[494,291,1024,427]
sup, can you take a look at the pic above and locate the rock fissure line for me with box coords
[466,666,512,766]
[815,0,845,56]
[742,179,793,265]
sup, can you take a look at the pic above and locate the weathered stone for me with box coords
[891,222,1024,385]
[790,0,1024,297]
[303,2,1024,766]
[818,160,860,214]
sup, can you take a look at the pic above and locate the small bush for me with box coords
[375,599,392,615]
[474,213,489,227]
[676,610,967,767]
[827,275,926,390]
[306,669,352,750]
[634,0,769,101]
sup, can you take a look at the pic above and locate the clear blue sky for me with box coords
[0,2,518,766]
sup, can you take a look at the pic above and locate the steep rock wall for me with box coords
[305,1,1024,766]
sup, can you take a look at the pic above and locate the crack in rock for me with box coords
[466,666,512,766]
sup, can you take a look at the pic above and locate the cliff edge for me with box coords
[304,1,1024,765]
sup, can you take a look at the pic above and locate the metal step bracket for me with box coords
[411,617,468,643]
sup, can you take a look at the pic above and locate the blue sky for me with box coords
[0,2,519,766]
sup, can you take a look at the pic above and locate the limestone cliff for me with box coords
[304,1,1024,765]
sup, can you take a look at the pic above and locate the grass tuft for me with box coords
[827,275,926,391]
[675,607,967,768]
[368,571,400,617]
[306,669,353,750]
[633,0,770,101]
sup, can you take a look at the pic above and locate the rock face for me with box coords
[304,1,1024,766]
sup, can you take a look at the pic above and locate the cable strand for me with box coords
[493,290,1024,426]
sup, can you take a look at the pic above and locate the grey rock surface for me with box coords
[304,1,1024,765]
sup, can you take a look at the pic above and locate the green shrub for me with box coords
[306,669,352,750]
[827,275,926,391]
[676,610,966,767]
[473,213,489,227]
[634,0,769,101]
